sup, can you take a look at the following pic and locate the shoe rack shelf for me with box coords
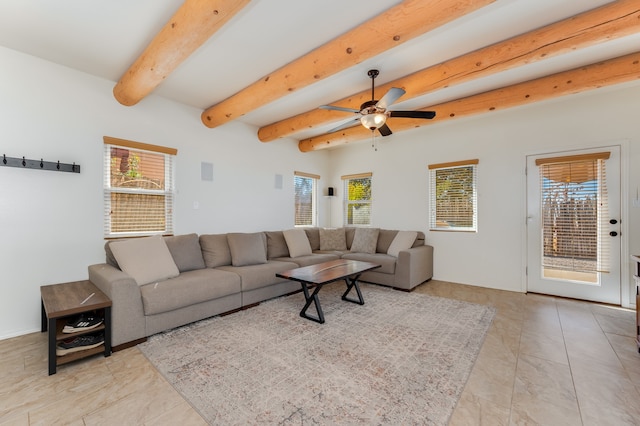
[41,280,112,375]
[54,312,108,367]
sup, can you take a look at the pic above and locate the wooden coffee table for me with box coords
[276,259,380,323]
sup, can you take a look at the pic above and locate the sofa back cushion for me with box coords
[304,228,321,251]
[376,229,399,253]
[199,234,232,267]
[349,228,379,254]
[345,227,356,249]
[227,232,268,266]
[265,231,289,258]
[109,235,179,285]
[104,240,122,268]
[164,233,206,272]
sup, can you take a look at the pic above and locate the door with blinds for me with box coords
[526,146,621,304]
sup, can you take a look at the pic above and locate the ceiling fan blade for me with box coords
[327,117,361,133]
[378,123,392,137]
[376,87,406,110]
[389,110,436,119]
[320,105,360,113]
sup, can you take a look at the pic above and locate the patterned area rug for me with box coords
[139,282,495,425]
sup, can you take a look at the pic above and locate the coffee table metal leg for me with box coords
[300,282,325,324]
[342,274,365,305]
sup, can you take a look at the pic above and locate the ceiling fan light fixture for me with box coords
[360,112,386,130]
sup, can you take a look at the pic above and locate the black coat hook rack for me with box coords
[1,154,80,173]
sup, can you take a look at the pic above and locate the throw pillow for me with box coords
[350,227,380,254]
[164,233,206,272]
[109,235,180,286]
[387,231,418,257]
[319,228,347,251]
[227,232,268,266]
[283,229,313,258]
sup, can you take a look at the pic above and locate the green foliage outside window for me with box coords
[346,177,371,225]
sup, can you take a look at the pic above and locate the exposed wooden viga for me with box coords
[113,0,251,106]
[259,0,640,142]
[200,0,496,128]
[298,52,640,152]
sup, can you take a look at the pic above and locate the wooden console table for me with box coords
[41,280,112,375]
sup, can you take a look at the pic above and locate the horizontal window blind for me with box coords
[537,152,610,273]
[294,171,318,226]
[103,137,176,237]
[342,173,372,226]
[429,160,478,231]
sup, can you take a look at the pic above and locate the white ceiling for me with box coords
[1,0,639,139]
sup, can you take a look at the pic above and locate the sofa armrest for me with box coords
[394,245,433,290]
[88,263,146,347]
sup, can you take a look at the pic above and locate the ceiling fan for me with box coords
[320,69,436,136]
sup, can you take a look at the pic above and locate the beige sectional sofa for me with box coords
[88,227,433,348]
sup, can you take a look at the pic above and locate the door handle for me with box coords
[609,219,618,225]
[610,231,618,237]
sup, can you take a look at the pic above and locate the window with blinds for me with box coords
[536,152,610,274]
[429,160,478,231]
[294,171,318,227]
[103,136,176,238]
[342,173,372,226]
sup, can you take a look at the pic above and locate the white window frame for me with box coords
[294,171,319,227]
[103,136,176,238]
[342,172,372,226]
[429,159,478,232]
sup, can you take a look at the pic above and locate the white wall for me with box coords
[0,46,330,339]
[328,82,640,305]
[2,44,639,340]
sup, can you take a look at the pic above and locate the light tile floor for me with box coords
[1,280,638,425]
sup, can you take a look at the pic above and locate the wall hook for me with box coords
[0,155,80,173]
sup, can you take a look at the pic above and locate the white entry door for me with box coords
[526,146,621,304]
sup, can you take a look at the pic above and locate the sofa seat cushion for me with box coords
[341,252,396,274]
[313,249,347,257]
[140,269,241,315]
[218,260,298,292]
[273,253,340,267]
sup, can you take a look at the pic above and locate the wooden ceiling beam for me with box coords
[113,0,251,106]
[298,51,640,152]
[201,0,496,128]
[260,0,640,142]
